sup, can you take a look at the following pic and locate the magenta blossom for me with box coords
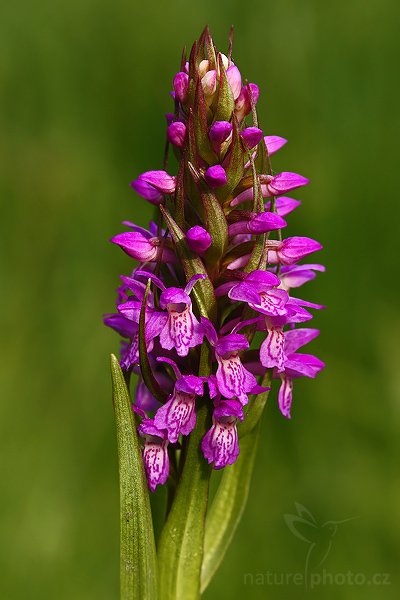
[264,135,288,155]
[276,328,324,418]
[200,317,266,405]
[133,271,206,357]
[186,225,212,255]
[153,358,204,443]
[230,172,309,207]
[173,71,189,103]
[241,127,264,149]
[111,228,177,264]
[167,121,187,148]
[265,237,322,265]
[204,165,227,188]
[201,391,243,469]
[138,418,170,492]
[228,212,287,236]
[228,270,290,318]
[131,170,176,205]
[279,263,326,290]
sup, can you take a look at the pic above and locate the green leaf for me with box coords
[200,423,261,593]
[193,78,218,165]
[204,26,217,69]
[213,54,235,122]
[110,354,158,600]
[187,162,228,275]
[139,280,167,404]
[220,240,254,271]
[200,375,272,592]
[187,108,198,168]
[187,41,198,107]
[173,157,186,230]
[157,344,212,600]
[160,205,217,320]
[223,116,245,196]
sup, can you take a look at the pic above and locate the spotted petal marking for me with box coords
[160,306,203,357]
[250,289,289,316]
[216,353,257,405]
[260,326,286,371]
[201,417,239,469]
[278,375,293,419]
[154,392,196,443]
[143,439,170,492]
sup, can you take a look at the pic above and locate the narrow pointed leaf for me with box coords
[213,54,234,122]
[110,354,158,600]
[200,422,261,593]
[187,108,198,168]
[247,80,259,128]
[157,344,212,600]
[200,375,272,592]
[204,26,217,69]
[188,161,228,271]
[180,46,187,71]
[223,115,245,198]
[194,78,217,164]
[220,240,254,270]
[160,205,217,320]
[254,136,268,175]
[139,280,167,403]
[187,41,198,106]
[245,153,265,273]
[174,157,186,229]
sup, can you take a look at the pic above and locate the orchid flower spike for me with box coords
[105,27,325,505]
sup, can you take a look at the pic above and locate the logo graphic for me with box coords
[284,503,356,588]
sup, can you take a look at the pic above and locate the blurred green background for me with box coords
[1,0,399,598]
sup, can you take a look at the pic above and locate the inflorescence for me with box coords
[105,27,325,492]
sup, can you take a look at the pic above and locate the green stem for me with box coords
[156,345,212,600]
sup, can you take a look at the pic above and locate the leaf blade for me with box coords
[201,377,272,592]
[200,423,261,593]
[111,354,158,600]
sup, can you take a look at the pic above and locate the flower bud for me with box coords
[130,179,163,205]
[241,127,264,149]
[167,121,186,148]
[267,236,322,265]
[173,71,189,103]
[226,64,242,100]
[204,165,227,188]
[202,69,217,97]
[235,83,260,120]
[228,212,287,236]
[111,232,158,261]
[209,121,233,145]
[198,59,210,78]
[131,170,176,205]
[111,232,176,263]
[266,172,309,195]
[186,225,212,255]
